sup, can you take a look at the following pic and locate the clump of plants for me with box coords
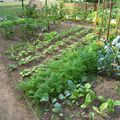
[0,18,41,39]
[97,36,120,77]
[17,41,98,103]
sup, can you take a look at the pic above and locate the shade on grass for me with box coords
[0,1,28,17]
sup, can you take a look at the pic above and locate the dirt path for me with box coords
[0,35,36,120]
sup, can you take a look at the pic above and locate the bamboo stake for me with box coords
[21,0,24,10]
[45,0,48,7]
[84,2,87,20]
[106,0,112,40]
[94,0,100,34]
[116,16,120,35]
[99,0,105,40]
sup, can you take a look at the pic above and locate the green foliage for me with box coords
[89,112,95,120]
[62,0,102,3]
[98,39,120,77]
[84,33,98,42]
[0,18,40,39]
[8,64,17,71]
[0,4,63,39]
[23,6,37,18]
[93,98,120,117]
[17,41,98,103]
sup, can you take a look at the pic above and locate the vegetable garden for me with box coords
[0,0,120,120]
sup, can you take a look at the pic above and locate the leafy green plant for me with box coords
[89,112,95,120]
[8,64,17,71]
[17,41,98,105]
[93,98,120,117]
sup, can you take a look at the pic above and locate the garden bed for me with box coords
[2,22,120,120]
[0,1,120,119]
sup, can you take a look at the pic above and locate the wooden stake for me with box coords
[106,0,112,40]
[45,0,48,7]
[116,16,120,35]
[99,0,105,40]
[22,0,24,10]
[94,0,100,34]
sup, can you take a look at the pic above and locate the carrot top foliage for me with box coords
[17,41,98,102]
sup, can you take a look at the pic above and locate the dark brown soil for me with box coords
[94,76,120,100]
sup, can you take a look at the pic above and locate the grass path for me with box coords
[0,1,28,16]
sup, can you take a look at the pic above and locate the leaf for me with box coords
[89,90,96,100]
[81,76,88,82]
[40,93,49,102]
[53,102,62,112]
[98,95,106,102]
[64,90,71,97]
[52,98,57,104]
[99,102,108,112]
[107,99,114,113]
[93,106,100,113]
[85,93,92,105]
[58,93,65,100]
[107,99,114,107]
[89,112,95,120]
[114,100,120,106]
[85,83,91,89]
[67,80,75,90]
[81,104,87,108]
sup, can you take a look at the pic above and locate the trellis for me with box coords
[94,0,120,40]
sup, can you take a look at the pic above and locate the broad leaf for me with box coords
[85,83,91,89]
[89,112,95,120]
[67,80,75,91]
[58,93,65,100]
[52,98,57,104]
[85,93,92,105]
[81,104,87,108]
[98,95,106,102]
[99,103,108,112]
[40,93,49,102]
[53,102,62,112]
[93,106,100,113]
[114,100,120,106]
[64,90,71,97]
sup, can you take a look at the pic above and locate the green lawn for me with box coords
[0,1,29,17]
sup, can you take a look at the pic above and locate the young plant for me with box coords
[93,98,120,117]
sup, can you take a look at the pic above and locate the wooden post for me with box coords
[84,2,87,20]
[22,0,24,9]
[99,0,105,40]
[116,16,120,35]
[103,0,105,9]
[106,0,112,40]
[45,0,48,7]
[94,0,99,34]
